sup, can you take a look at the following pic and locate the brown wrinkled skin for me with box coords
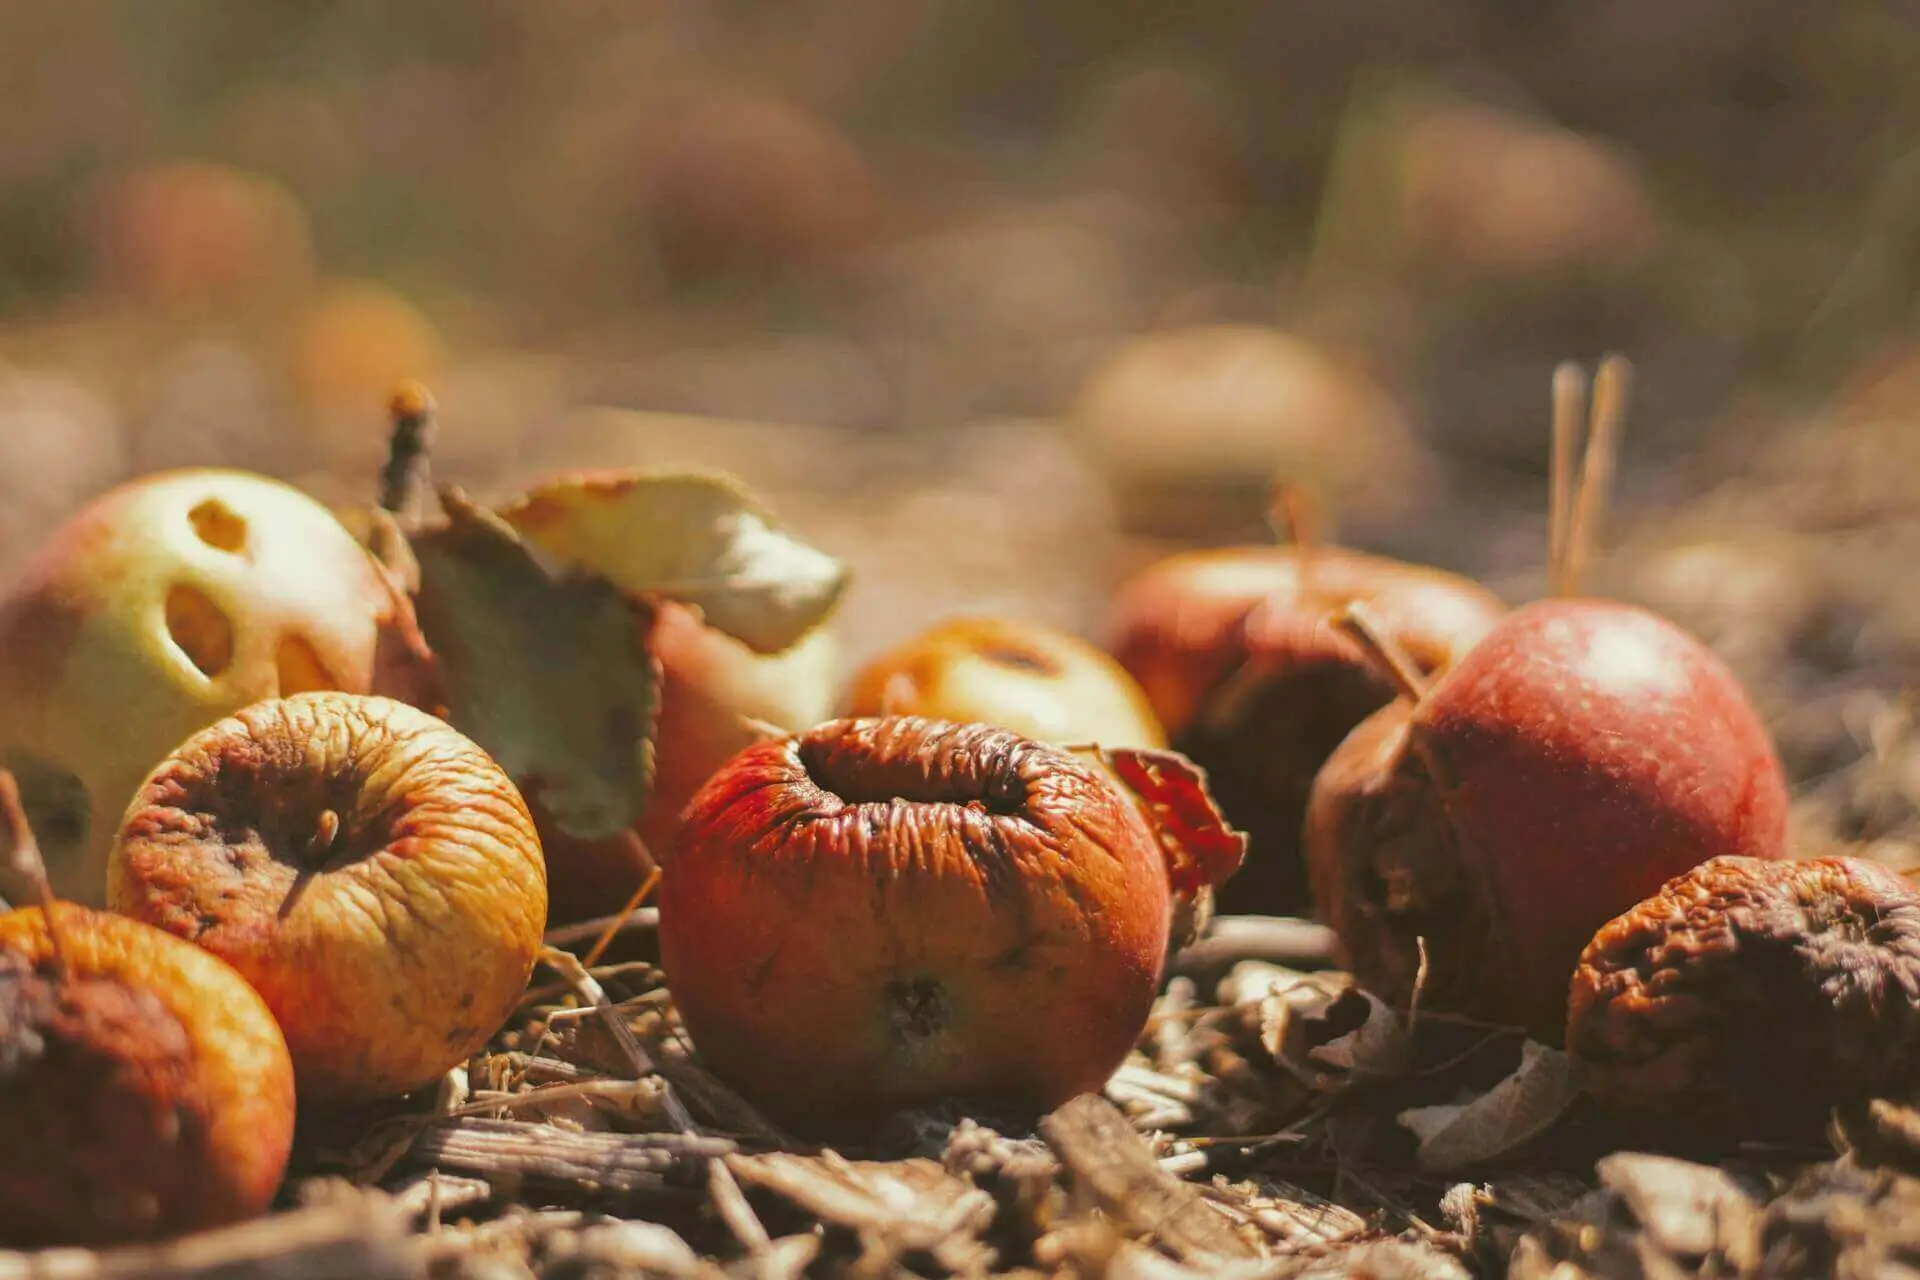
[108,693,547,1102]
[1568,856,1920,1136]
[0,905,294,1247]
[659,717,1171,1136]
[1108,544,1503,914]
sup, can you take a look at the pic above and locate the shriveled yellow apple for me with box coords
[846,616,1165,750]
[107,693,547,1103]
[0,469,434,903]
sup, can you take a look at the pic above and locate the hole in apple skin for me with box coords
[164,585,234,679]
[186,499,248,555]
[274,634,338,697]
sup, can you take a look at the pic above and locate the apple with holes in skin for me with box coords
[0,903,295,1246]
[108,693,546,1102]
[846,616,1166,751]
[1107,544,1505,914]
[0,469,435,904]
[659,717,1172,1135]
[1303,597,1791,1040]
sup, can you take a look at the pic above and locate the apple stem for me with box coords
[1268,484,1322,600]
[307,809,341,863]
[1564,354,1631,599]
[380,379,438,520]
[0,768,67,980]
[1548,362,1586,597]
[1330,601,1429,703]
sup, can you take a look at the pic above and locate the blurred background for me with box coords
[4,0,1920,853]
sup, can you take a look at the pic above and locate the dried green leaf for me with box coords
[411,486,660,840]
[497,469,847,654]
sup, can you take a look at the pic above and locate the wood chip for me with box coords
[406,1116,735,1198]
[1040,1094,1259,1263]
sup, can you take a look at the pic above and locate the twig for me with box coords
[1548,362,1586,597]
[0,1195,418,1280]
[542,907,661,949]
[582,860,660,970]
[709,1157,774,1254]
[1169,915,1337,977]
[379,380,437,518]
[537,946,698,1133]
[0,768,65,977]
[1329,602,1428,703]
[1269,484,1323,600]
[1564,354,1632,598]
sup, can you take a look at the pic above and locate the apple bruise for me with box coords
[660,717,1172,1134]
[0,953,219,1246]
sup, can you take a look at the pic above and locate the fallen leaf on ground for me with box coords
[1399,1041,1583,1171]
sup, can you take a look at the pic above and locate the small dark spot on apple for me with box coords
[991,944,1031,971]
[884,977,951,1041]
[195,913,221,937]
[980,642,1058,677]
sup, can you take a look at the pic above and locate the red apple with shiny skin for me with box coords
[1303,597,1791,1039]
[1108,544,1505,914]
[658,716,1172,1135]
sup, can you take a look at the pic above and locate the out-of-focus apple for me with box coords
[0,469,435,903]
[108,693,547,1103]
[284,279,446,426]
[85,161,315,313]
[1072,326,1430,538]
[845,616,1165,750]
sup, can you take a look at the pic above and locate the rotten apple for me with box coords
[1304,596,1791,1039]
[658,716,1174,1135]
[0,903,295,1246]
[0,468,434,903]
[1107,542,1505,913]
[107,692,547,1102]
[846,615,1166,751]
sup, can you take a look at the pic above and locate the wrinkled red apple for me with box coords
[659,716,1173,1135]
[0,468,435,903]
[846,615,1166,751]
[1303,597,1791,1038]
[1108,543,1505,913]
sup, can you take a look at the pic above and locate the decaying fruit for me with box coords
[0,904,295,1246]
[0,468,434,903]
[1568,856,1920,1138]
[1108,543,1504,913]
[107,692,546,1102]
[846,615,1166,751]
[1304,598,1790,1039]
[659,716,1174,1135]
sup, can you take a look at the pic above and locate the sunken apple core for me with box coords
[659,716,1172,1135]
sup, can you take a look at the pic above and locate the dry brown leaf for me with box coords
[410,487,661,840]
[1398,1041,1582,1171]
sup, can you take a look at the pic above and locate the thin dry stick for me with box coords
[379,379,437,516]
[537,946,698,1134]
[580,862,661,970]
[1269,484,1322,600]
[541,907,661,949]
[0,768,66,976]
[1329,602,1429,703]
[1548,362,1588,597]
[1564,355,1632,598]
[709,1158,773,1255]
